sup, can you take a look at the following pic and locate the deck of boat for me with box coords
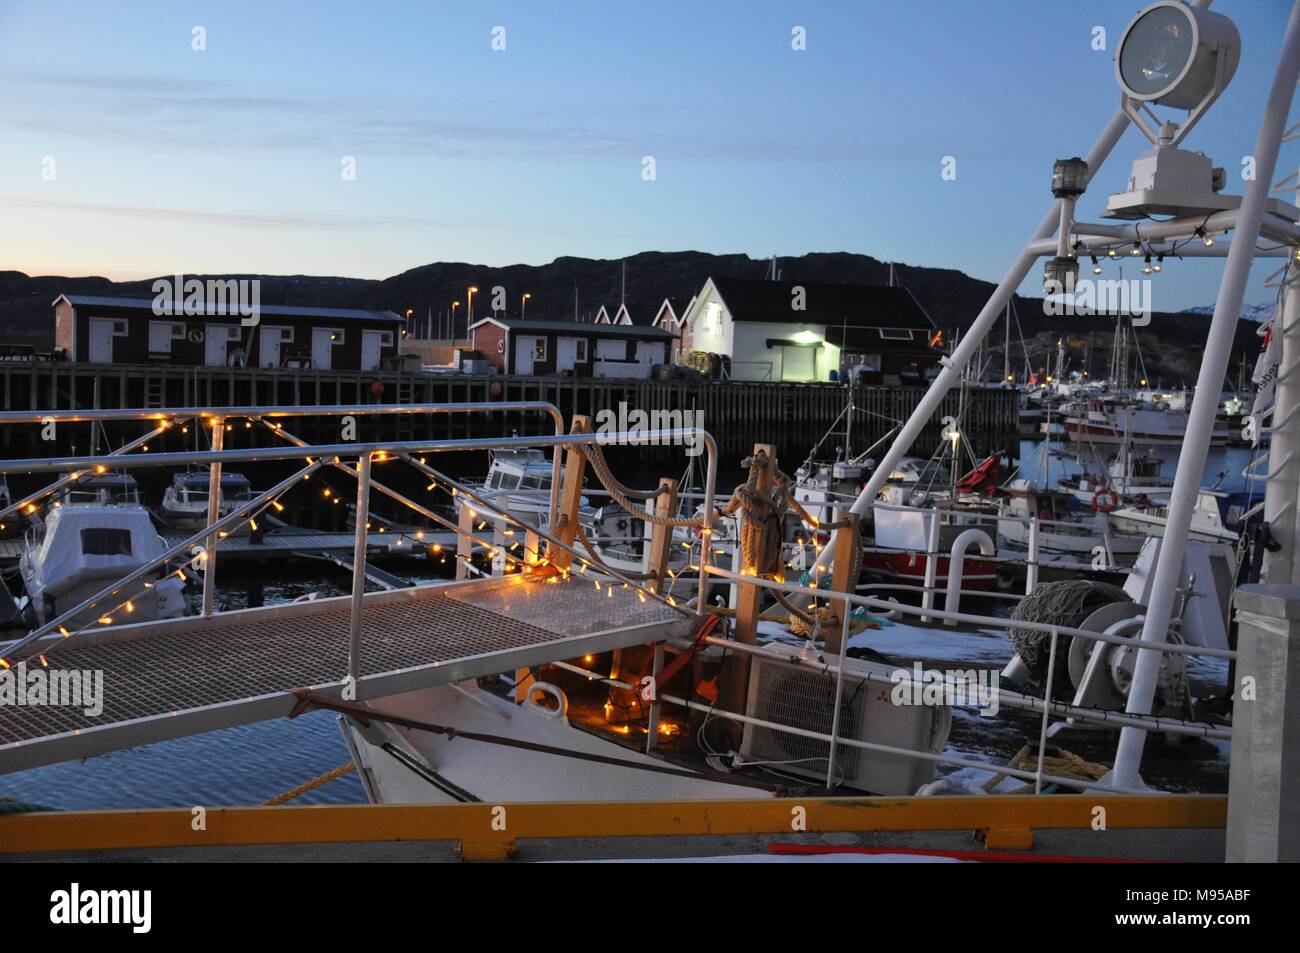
[0,574,693,775]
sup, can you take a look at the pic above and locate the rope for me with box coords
[981,744,1110,793]
[262,762,356,805]
[576,443,697,527]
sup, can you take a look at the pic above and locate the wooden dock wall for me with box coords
[0,363,1018,465]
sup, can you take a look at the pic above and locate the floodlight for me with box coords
[1116,1,1239,110]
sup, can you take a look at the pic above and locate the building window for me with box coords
[532,338,547,361]
[575,339,588,362]
[879,328,914,340]
[379,331,394,347]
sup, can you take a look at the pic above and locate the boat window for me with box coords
[81,528,134,556]
[498,473,521,491]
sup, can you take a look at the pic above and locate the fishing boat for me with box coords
[1063,398,1232,446]
[161,469,261,528]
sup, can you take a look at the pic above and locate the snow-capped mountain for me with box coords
[1181,302,1277,321]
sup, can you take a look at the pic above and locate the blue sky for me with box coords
[0,0,1293,311]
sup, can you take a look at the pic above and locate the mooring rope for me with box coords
[262,762,357,806]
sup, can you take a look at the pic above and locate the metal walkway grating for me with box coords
[0,576,690,775]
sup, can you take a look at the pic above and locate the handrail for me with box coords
[1,426,718,665]
[704,563,1234,660]
[0,400,567,537]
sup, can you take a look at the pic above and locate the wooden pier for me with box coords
[0,362,1019,463]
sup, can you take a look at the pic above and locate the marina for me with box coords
[0,0,1297,915]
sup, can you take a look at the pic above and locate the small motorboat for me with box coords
[161,469,259,528]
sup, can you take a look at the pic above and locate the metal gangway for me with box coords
[0,402,713,776]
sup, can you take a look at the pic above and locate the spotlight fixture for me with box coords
[1116,1,1240,110]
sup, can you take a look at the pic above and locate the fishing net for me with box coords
[1006,579,1132,687]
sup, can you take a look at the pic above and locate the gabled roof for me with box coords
[651,297,689,329]
[593,305,612,324]
[706,277,933,331]
[613,304,633,326]
[53,295,403,324]
[469,317,675,340]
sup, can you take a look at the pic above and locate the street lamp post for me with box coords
[451,301,460,340]
[522,293,532,319]
[467,286,478,328]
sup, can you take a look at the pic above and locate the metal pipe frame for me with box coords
[349,453,373,681]
[704,563,1234,660]
[812,0,1223,576]
[0,400,566,534]
[0,429,717,660]
[1111,0,1300,789]
[1,459,324,662]
[0,418,179,523]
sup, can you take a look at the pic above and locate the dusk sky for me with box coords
[0,0,1294,311]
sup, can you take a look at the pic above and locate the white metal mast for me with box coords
[1110,0,1300,787]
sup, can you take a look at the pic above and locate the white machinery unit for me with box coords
[740,653,951,796]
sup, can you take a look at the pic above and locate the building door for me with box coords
[361,329,385,371]
[516,336,543,374]
[781,346,815,382]
[312,328,339,370]
[88,318,118,363]
[635,341,662,372]
[556,337,579,372]
[259,328,285,368]
[205,325,237,367]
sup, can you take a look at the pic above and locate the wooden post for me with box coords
[645,477,679,594]
[547,415,591,571]
[720,444,776,745]
[733,445,776,644]
[824,512,861,655]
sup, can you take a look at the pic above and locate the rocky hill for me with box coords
[0,251,1267,387]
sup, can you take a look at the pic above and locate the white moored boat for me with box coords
[161,469,260,528]
[19,473,186,628]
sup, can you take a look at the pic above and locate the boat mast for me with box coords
[1110,2,1300,787]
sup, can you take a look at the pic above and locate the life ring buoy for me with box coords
[1092,487,1119,513]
